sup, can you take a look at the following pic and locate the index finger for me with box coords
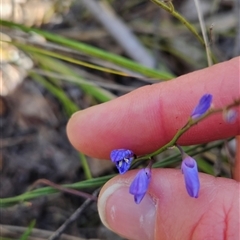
[67,57,240,159]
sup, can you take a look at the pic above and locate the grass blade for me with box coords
[0,20,174,79]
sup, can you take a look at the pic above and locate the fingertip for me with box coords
[66,85,166,159]
[67,110,83,153]
[67,108,111,158]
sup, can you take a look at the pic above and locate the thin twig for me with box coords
[29,179,97,201]
[48,189,100,240]
[193,0,212,66]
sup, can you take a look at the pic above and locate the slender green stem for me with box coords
[135,99,240,162]
[151,0,218,64]
[12,41,128,77]
[175,144,184,156]
[0,20,174,79]
[79,153,92,179]
[20,220,36,240]
[136,127,185,161]
[0,175,115,207]
[151,0,204,46]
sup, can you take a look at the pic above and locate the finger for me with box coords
[67,57,240,159]
[98,169,240,240]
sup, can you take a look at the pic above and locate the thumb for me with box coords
[98,169,239,240]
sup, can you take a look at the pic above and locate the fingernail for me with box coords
[98,183,156,240]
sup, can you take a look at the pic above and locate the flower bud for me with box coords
[181,156,200,198]
[129,168,151,204]
[191,94,212,119]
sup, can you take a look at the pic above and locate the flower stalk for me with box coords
[134,98,240,163]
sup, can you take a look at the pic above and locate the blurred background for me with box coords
[0,0,239,239]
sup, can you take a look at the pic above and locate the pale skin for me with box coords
[67,57,240,240]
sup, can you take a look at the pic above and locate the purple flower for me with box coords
[181,156,200,198]
[129,168,151,204]
[191,94,213,119]
[110,149,135,174]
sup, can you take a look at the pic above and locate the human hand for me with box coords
[67,57,240,240]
